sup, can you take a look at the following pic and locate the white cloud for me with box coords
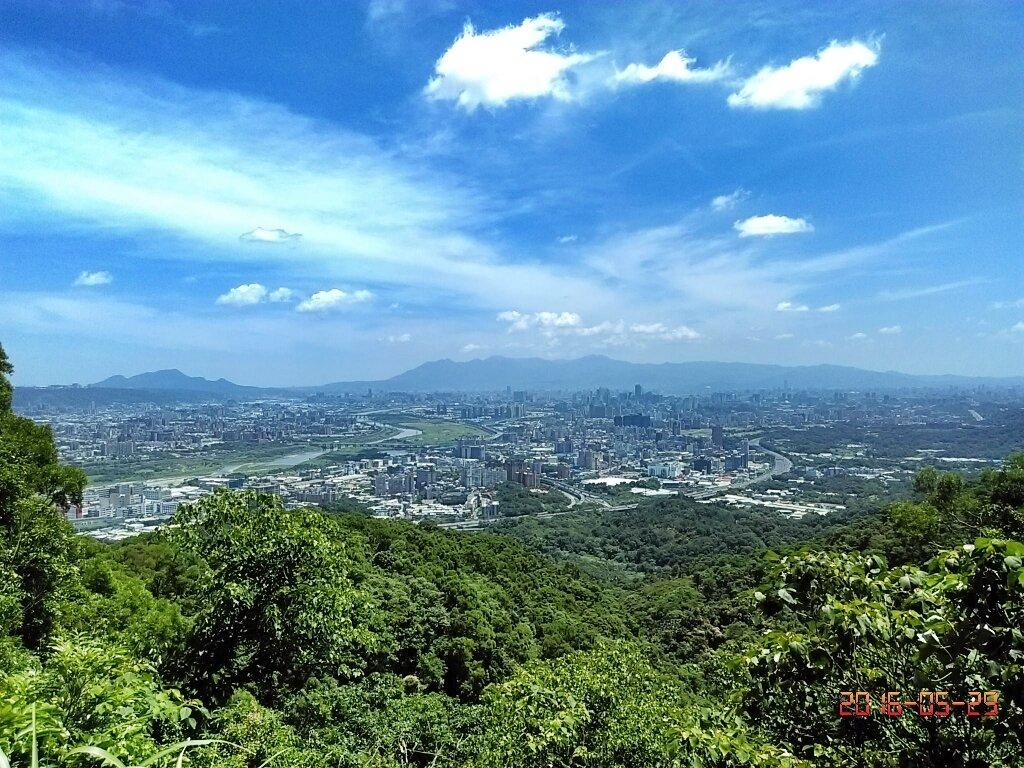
[384,332,412,343]
[735,214,814,237]
[73,270,113,286]
[461,342,484,352]
[0,51,619,316]
[991,298,1024,310]
[576,320,625,337]
[497,309,581,331]
[661,325,701,341]
[776,301,810,312]
[728,39,879,110]
[1011,322,1024,333]
[216,283,296,306]
[817,303,841,312]
[268,287,296,303]
[878,324,902,335]
[848,332,869,340]
[557,234,578,243]
[775,333,795,340]
[366,0,406,22]
[629,322,668,334]
[614,50,730,86]
[629,322,700,341]
[711,189,748,211]
[296,288,373,312]
[239,227,302,243]
[216,283,268,306]
[424,14,596,109]
[878,280,983,301]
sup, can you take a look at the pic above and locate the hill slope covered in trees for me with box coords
[1,342,1023,766]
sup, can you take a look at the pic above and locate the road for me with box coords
[728,438,792,489]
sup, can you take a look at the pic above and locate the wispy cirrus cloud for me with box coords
[877,279,983,301]
[711,189,749,211]
[0,49,618,315]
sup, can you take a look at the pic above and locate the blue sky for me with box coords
[1,0,1022,385]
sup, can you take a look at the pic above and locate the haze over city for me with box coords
[1,1,1022,385]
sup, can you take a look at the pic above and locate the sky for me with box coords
[0,0,1022,386]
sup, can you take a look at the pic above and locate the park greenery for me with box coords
[1,342,1023,766]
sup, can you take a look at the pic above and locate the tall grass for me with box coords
[0,706,285,768]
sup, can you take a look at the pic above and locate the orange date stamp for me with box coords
[838,690,999,718]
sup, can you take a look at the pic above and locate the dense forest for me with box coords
[2,343,1023,766]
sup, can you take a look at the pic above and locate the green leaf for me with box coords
[68,746,128,768]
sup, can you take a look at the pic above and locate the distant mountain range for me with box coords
[314,356,1024,394]
[68,356,1024,395]
[12,356,1023,409]
[90,369,275,398]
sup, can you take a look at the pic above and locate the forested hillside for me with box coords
[2,343,1023,767]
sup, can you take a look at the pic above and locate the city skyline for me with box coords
[2,1,1022,385]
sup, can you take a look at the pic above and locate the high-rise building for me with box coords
[711,424,724,449]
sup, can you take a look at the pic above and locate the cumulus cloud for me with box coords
[461,342,484,352]
[296,288,373,312]
[613,50,730,86]
[735,214,814,237]
[425,14,596,109]
[497,309,581,331]
[239,227,302,243]
[711,189,748,211]
[817,303,841,312]
[776,301,810,312]
[878,324,902,335]
[216,283,296,306]
[728,39,879,110]
[216,283,269,306]
[73,270,113,286]
[848,332,869,340]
